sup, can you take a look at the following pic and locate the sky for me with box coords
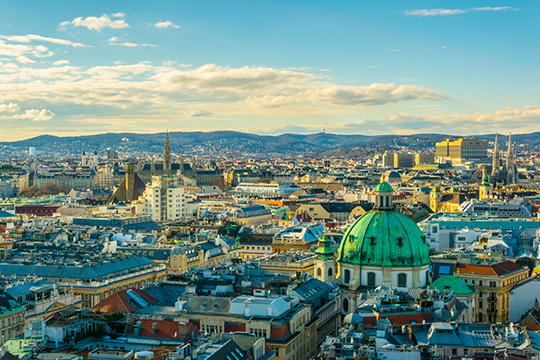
[0,0,539,140]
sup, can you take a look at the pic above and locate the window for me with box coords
[367,272,376,287]
[343,298,349,312]
[398,273,407,288]
[479,300,483,309]
[344,269,351,284]
[439,265,450,275]
[328,267,333,278]
[479,280,483,286]
[432,227,438,233]
[490,281,496,287]
[317,268,322,277]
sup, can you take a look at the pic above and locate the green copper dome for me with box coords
[374,182,393,193]
[337,210,430,267]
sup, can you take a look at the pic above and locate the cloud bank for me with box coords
[405,6,517,16]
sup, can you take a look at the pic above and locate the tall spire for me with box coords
[506,132,516,185]
[164,130,172,174]
[491,132,500,177]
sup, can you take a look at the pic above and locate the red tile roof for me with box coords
[129,319,199,341]
[93,288,158,315]
[457,260,524,276]
[378,313,433,325]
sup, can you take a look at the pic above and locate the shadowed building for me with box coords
[109,163,146,203]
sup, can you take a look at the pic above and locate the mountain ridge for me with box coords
[3,131,539,155]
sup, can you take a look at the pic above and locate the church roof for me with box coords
[337,209,430,267]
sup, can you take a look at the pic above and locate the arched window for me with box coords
[398,273,407,288]
[317,268,322,277]
[344,269,351,284]
[425,270,430,284]
[343,298,349,312]
[478,312,483,322]
[328,267,333,278]
[367,272,376,287]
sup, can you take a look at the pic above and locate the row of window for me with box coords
[242,246,271,251]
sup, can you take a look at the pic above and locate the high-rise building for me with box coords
[435,138,488,161]
[382,151,395,167]
[394,153,415,168]
[135,175,188,221]
[415,152,435,166]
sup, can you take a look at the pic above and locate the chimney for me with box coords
[534,298,539,310]
[179,321,188,336]
[407,326,413,344]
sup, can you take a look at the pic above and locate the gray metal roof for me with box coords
[0,256,155,280]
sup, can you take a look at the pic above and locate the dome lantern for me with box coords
[374,177,393,211]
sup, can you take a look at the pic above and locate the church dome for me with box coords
[337,210,430,267]
[374,182,394,193]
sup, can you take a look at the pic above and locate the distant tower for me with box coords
[479,170,492,200]
[81,147,87,166]
[164,131,172,175]
[491,132,500,178]
[125,163,135,201]
[506,133,516,185]
[179,155,184,175]
[93,147,98,167]
[430,187,441,212]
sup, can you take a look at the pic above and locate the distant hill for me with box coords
[3,131,539,156]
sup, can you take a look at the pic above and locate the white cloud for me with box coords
[0,62,448,123]
[108,37,156,48]
[16,56,35,64]
[111,12,126,18]
[260,105,540,135]
[30,45,54,58]
[13,109,55,121]
[60,14,130,31]
[53,60,69,66]
[0,34,88,47]
[0,107,55,121]
[388,49,398,52]
[404,6,517,17]
[0,103,20,112]
[154,20,180,29]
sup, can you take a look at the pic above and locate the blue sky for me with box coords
[0,1,538,140]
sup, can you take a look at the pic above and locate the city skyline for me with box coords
[1,1,539,140]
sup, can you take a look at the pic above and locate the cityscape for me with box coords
[1,2,540,360]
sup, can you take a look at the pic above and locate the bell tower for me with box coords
[314,232,337,283]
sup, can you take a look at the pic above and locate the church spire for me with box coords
[491,132,500,177]
[164,130,171,175]
[506,132,516,184]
